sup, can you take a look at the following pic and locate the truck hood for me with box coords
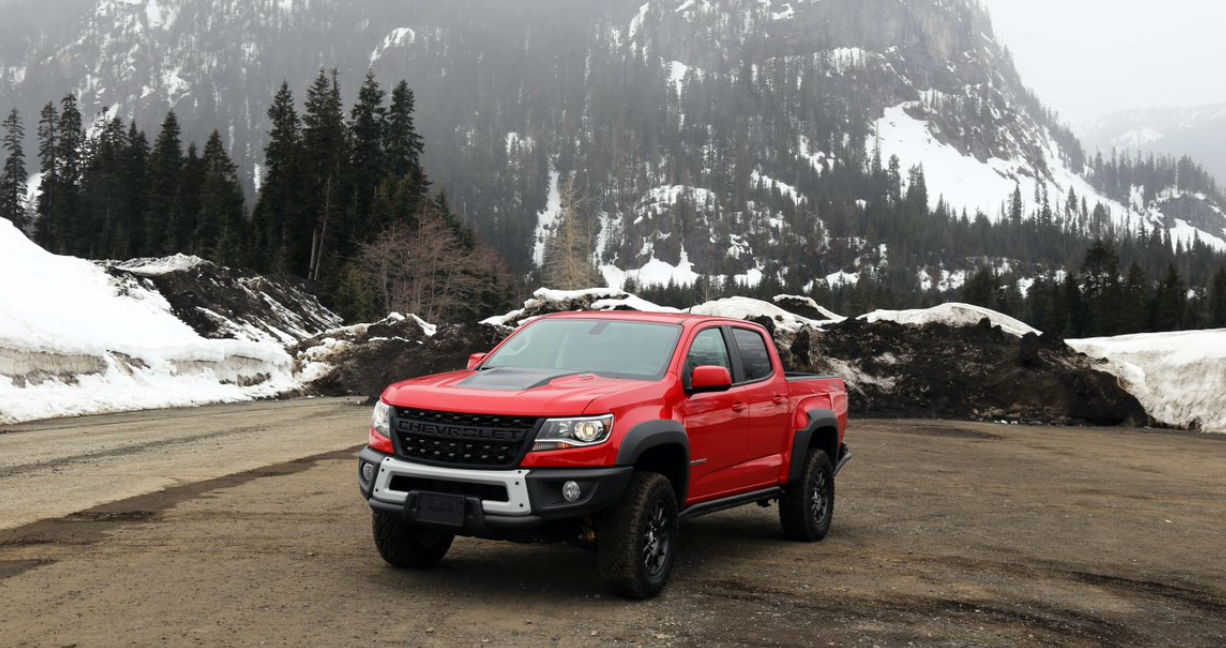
[382,368,651,417]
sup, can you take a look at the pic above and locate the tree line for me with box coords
[0,69,516,323]
[959,240,1226,337]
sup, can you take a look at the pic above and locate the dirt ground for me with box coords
[2,403,1225,647]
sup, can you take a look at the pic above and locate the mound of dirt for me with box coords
[291,290,1151,429]
[106,257,341,345]
[782,317,1148,427]
[294,315,503,399]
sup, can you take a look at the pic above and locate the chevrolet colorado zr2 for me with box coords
[357,311,850,599]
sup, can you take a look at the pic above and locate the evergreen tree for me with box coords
[1053,273,1082,337]
[1118,263,1149,334]
[0,108,28,231]
[961,266,999,310]
[121,121,149,258]
[1210,268,1226,328]
[144,111,183,255]
[79,116,127,257]
[250,81,303,273]
[904,165,927,214]
[54,95,83,255]
[1009,184,1023,224]
[175,143,204,255]
[301,68,352,281]
[349,70,386,235]
[384,80,428,207]
[1079,239,1121,336]
[194,131,245,265]
[34,102,58,249]
[1154,264,1187,331]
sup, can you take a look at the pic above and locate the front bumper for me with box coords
[358,448,632,538]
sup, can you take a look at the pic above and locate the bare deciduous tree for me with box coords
[542,178,601,290]
[358,204,490,322]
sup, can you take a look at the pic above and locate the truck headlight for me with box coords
[533,415,614,451]
[372,400,391,437]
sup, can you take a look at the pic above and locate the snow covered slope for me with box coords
[0,220,295,424]
[1069,331,1226,434]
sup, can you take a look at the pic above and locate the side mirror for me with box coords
[467,352,488,370]
[690,365,732,394]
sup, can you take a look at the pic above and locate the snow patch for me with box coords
[532,170,563,267]
[601,247,702,289]
[751,170,805,204]
[370,27,417,65]
[1110,128,1165,149]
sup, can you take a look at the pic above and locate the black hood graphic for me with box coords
[457,368,587,392]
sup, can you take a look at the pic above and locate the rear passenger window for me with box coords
[732,329,773,383]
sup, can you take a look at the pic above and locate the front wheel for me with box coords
[779,449,835,542]
[372,512,454,568]
[598,472,679,599]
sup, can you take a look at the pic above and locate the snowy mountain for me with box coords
[1082,104,1226,188]
[1,0,1224,287]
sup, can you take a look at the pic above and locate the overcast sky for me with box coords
[978,0,1226,127]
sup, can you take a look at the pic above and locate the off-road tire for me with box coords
[372,512,454,568]
[598,472,679,599]
[780,449,835,542]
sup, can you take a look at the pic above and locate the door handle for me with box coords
[732,402,748,413]
[772,394,787,405]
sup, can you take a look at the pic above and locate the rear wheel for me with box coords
[780,449,835,541]
[598,472,679,599]
[372,512,454,568]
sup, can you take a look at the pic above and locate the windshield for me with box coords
[482,319,682,380]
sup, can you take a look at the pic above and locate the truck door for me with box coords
[729,326,792,489]
[678,327,747,502]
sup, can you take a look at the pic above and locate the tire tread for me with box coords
[598,472,678,599]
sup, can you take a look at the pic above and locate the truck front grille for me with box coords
[392,408,540,469]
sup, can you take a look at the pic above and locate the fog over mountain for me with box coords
[980,0,1226,127]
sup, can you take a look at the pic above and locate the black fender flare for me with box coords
[788,408,840,485]
[616,420,690,503]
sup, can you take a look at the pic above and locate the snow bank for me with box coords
[1069,331,1226,433]
[483,287,680,329]
[0,219,294,425]
[859,303,1039,338]
[689,296,834,333]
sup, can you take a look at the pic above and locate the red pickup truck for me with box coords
[358,311,850,598]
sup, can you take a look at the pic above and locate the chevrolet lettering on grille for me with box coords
[400,420,523,442]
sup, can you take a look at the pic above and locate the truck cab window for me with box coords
[732,328,773,383]
[685,329,732,378]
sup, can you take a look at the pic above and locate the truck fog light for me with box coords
[361,462,375,483]
[562,481,582,502]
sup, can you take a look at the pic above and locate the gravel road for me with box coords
[2,402,1225,647]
